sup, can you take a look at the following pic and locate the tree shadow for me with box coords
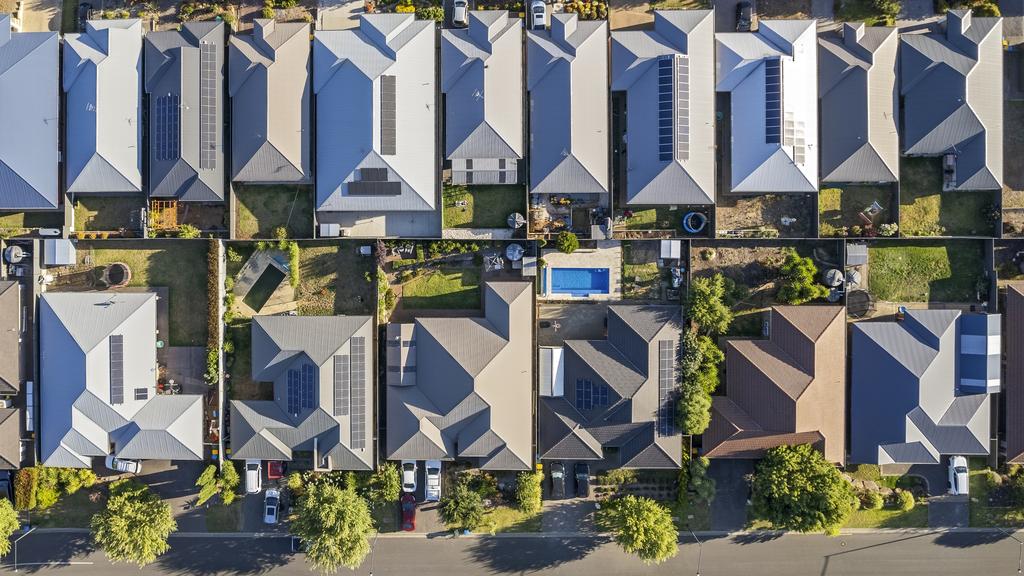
[15,532,95,574]
[466,536,606,574]
[155,536,294,576]
[934,530,1014,549]
[732,530,785,545]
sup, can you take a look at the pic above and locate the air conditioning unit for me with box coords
[0,399,11,410]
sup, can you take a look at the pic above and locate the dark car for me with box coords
[736,1,754,32]
[78,2,92,32]
[574,463,590,498]
[401,493,417,532]
[550,462,566,500]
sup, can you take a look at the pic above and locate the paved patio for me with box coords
[538,303,609,346]
[540,241,622,301]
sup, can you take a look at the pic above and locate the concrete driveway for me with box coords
[136,460,208,532]
[542,498,598,533]
[708,459,753,531]
[929,494,969,528]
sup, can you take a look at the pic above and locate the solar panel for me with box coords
[657,56,673,162]
[360,167,388,182]
[348,181,402,196]
[134,388,148,401]
[349,337,366,450]
[380,75,397,156]
[656,55,690,162]
[657,340,677,437]
[287,369,300,414]
[334,355,350,416]
[764,58,782,145]
[675,55,689,161]
[109,335,124,404]
[154,95,180,162]
[301,363,316,410]
[199,42,217,170]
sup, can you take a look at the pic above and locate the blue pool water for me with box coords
[549,268,610,296]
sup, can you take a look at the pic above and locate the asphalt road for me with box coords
[7,531,1024,575]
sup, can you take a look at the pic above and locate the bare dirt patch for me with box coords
[716,194,816,238]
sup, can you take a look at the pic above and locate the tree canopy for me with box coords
[0,498,19,556]
[688,274,733,335]
[750,444,854,535]
[556,231,579,254]
[439,480,484,531]
[676,330,725,435]
[291,483,374,573]
[776,250,829,305]
[91,479,177,567]
[367,462,402,505]
[605,495,678,564]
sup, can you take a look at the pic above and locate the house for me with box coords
[538,305,683,470]
[527,14,608,197]
[0,16,59,210]
[0,281,21,469]
[716,20,818,194]
[900,11,1002,191]
[818,23,898,184]
[441,11,523,186]
[850,309,999,465]
[143,22,225,202]
[229,315,375,471]
[64,20,143,195]
[703,306,846,464]
[385,281,533,470]
[611,10,715,206]
[38,293,203,467]
[313,15,438,238]
[1004,284,1024,464]
[228,20,310,183]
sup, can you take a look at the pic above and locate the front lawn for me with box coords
[73,196,144,232]
[443,185,525,229]
[867,241,985,302]
[818,185,896,237]
[32,486,106,528]
[480,506,542,534]
[402,269,481,309]
[671,497,711,531]
[234,185,314,239]
[900,157,998,237]
[205,501,243,532]
[844,505,928,528]
[969,469,1024,527]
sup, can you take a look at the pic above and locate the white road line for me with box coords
[3,562,96,567]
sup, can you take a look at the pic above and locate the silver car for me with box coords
[401,460,417,493]
[425,460,442,502]
[530,0,546,30]
[452,0,468,27]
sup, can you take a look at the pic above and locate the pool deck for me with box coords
[540,241,622,301]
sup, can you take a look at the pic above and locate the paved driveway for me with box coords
[137,460,208,532]
[929,494,969,528]
[708,459,753,531]
[542,499,598,533]
[713,0,744,32]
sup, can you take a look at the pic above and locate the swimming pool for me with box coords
[549,267,610,296]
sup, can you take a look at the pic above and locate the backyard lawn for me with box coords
[622,262,660,300]
[616,207,681,232]
[867,241,985,302]
[402,268,481,309]
[818,185,895,237]
[225,319,272,401]
[0,210,63,231]
[73,196,144,232]
[234,185,314,239]
[900,157,998,237]
[443,185,525,229]
[293,241,376,316]
[833,0,895,25]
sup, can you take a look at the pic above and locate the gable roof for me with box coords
[611,10,715,205]
[63,20,143,194]
[1005,283,1024,463]
[0,281,20,395]
[0,409,19,469]
[229,20,310,183]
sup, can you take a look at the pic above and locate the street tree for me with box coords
[91,479,177,567]
[291,483,374,573]
[0,498,19,556]
[605,495,678,564]
[750,444,853,535]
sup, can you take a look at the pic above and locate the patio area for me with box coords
[529,194,610,239]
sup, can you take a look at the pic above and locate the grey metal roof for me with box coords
[63,20,143,194]
[39,292,203,467]
[386,281,534,470]
[313,15,436,214]
[0,281,20,395]
[0,19,59,209]
[143,22,225,201]
[818,23,899,184]
[611,10,715,205]
[228,20,311,183]
[0,409,18,469]
[527,14,608,195]
[441,11,523,161]
[900,11,1002,190]
[230,315,374,470]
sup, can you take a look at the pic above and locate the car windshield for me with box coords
[428,467,440,476]
[403,464,414,472]
[533,5,543,11]
[955,466,968,474]
[552,471,563,478]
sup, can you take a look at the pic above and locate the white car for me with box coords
[104,455,141,474]
[948,455,969,495]
[530,0,546,29]
[452,0,468,27]
[401,460,417,493]
[245,460,263,494]
[424,460,442,502]
[264,489,280,525]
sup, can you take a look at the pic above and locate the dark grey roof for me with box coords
[0,409,19,469]
[0,281,20,395]
[229,20,310,183]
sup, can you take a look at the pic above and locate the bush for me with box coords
[288,242,300,288]
[877,222,898,237]
[895,490,915,512]
[439,480,484,531]
[688,274,733,335]
[751,444,854,535]
[688,456,716,505]
[597,469,637,486]
[467,472,499,500]
[861,491,884,510]
[178,224,201,239]
[227,247,242,263]
[206,240,220,386]
[416,5,443,19]
[556,231,579,254]
[367,463,401,505]
[776,249,829,305]
[14,467,37,511]
[515,471,543,514]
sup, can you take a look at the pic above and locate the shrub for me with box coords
[688,456,716,505]
[14,467,37,511]
[688,274,733,335]
[861,491,884,510]
[597,469,637,486]
[556,231,579,254]
[178,224,201,239]
[274,226,288,246]
[367,463,401,505]
[439,480,484,531]
[416,5,443,19]
[261,6,275,17]
[776,249,829,305]
[227,247,242,263]
[206,240,220,385]
[288,242,300,288]
[877,222,898,237]
[895,490,915,512]
[515,471,543,514]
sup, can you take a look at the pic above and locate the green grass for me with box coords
[867,241,985,302]
[77,241,209,345]
[833,0,894,25]
[617,208,681,232]
[479,506,543,534]
[844,504,928,528]
[0,211,63,231]
[72,196,144,232]
[371,502,399,533]
[234,185,314,239]
[292,242,376,316]
[622,262,661,300]
[970,469,1024,527]
[225,318,272,401]
[442,185,525,229]
[402,269,481,309]
[900,157,998,237]
[818,185,895,237]
[32,487,106,528]
[671,497,711,531]
[205,501,243,532]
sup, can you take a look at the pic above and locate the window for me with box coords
[134,388,148,401]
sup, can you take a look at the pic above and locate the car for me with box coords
[104,455,141,474]
[401,460,417,493]
[735,1,755,32]
[245,460,263,494]
[401,493,417,531]
[949,455,969,495]
[0,471,12,502]
[452,0,468,27]
[77,2,92,32]
[425,460,442,502]
[574,462,590,498]
[530,0,546,30]
[550,462,565,500]
[263,489,280,525]
[267,461,285,480]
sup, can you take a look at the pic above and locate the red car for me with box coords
[401,494,417,532]
[267,461,285,480]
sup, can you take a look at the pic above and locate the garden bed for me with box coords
[969,467,1024,527]
[73,195,145,233]
[716,194,816,238]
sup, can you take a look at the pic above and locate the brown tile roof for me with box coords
[704,397,824,458]
[1006,283,1024,463]
[729,339,813,400]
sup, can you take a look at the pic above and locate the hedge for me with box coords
[14,467,37,510]
[15,467,97,511]
[205,239,220,385]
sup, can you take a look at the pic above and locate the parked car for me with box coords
[401,460,417,493]
[948,455,969,495]
[550,462,565,500]
[245,460,263,494]
[0,471,12,501]
[452,0,468,27]
[77,2,92,32]
[263,489,280,525]
[401,493,417,532]
[735,1,755,32]
[425,460,442,502]
[530,0,546,30]
[574,463,590,498]
[267,461,285,480]
[104,455,141,474]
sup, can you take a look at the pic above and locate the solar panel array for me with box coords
[380,75,397,156]
[657,340,677,437]
[109,335,124,405]
[764,58,782,145]
[154,95,180,162]
[199,42,217,170]
[656,55,690,162]
[657,57,674,162]
[349,337,366,450]
[286,368,301,414]
[360,168,388,181]
[675,55,690,161]
[574,379,608,411]
[301,363,316,410]
[334,354,350,417]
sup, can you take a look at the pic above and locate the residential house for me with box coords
[611,10,715,206]
[313,14,438,237]
[143,22,226,202]
[703,306,846,464]
[38,293,203,467]
[0,16,59,210]
[716,20,818,194]
[228,20,310,183]
[386,281,533,470]
[229,315,375,471]
[64,19,144,195]
[441,11,523,186]
[538,305,683,470]
[0,281,21,469]
[818,23,899,184]
[850,309,999,465]
[900,10,1002,191]
[1004,283,1024,464]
